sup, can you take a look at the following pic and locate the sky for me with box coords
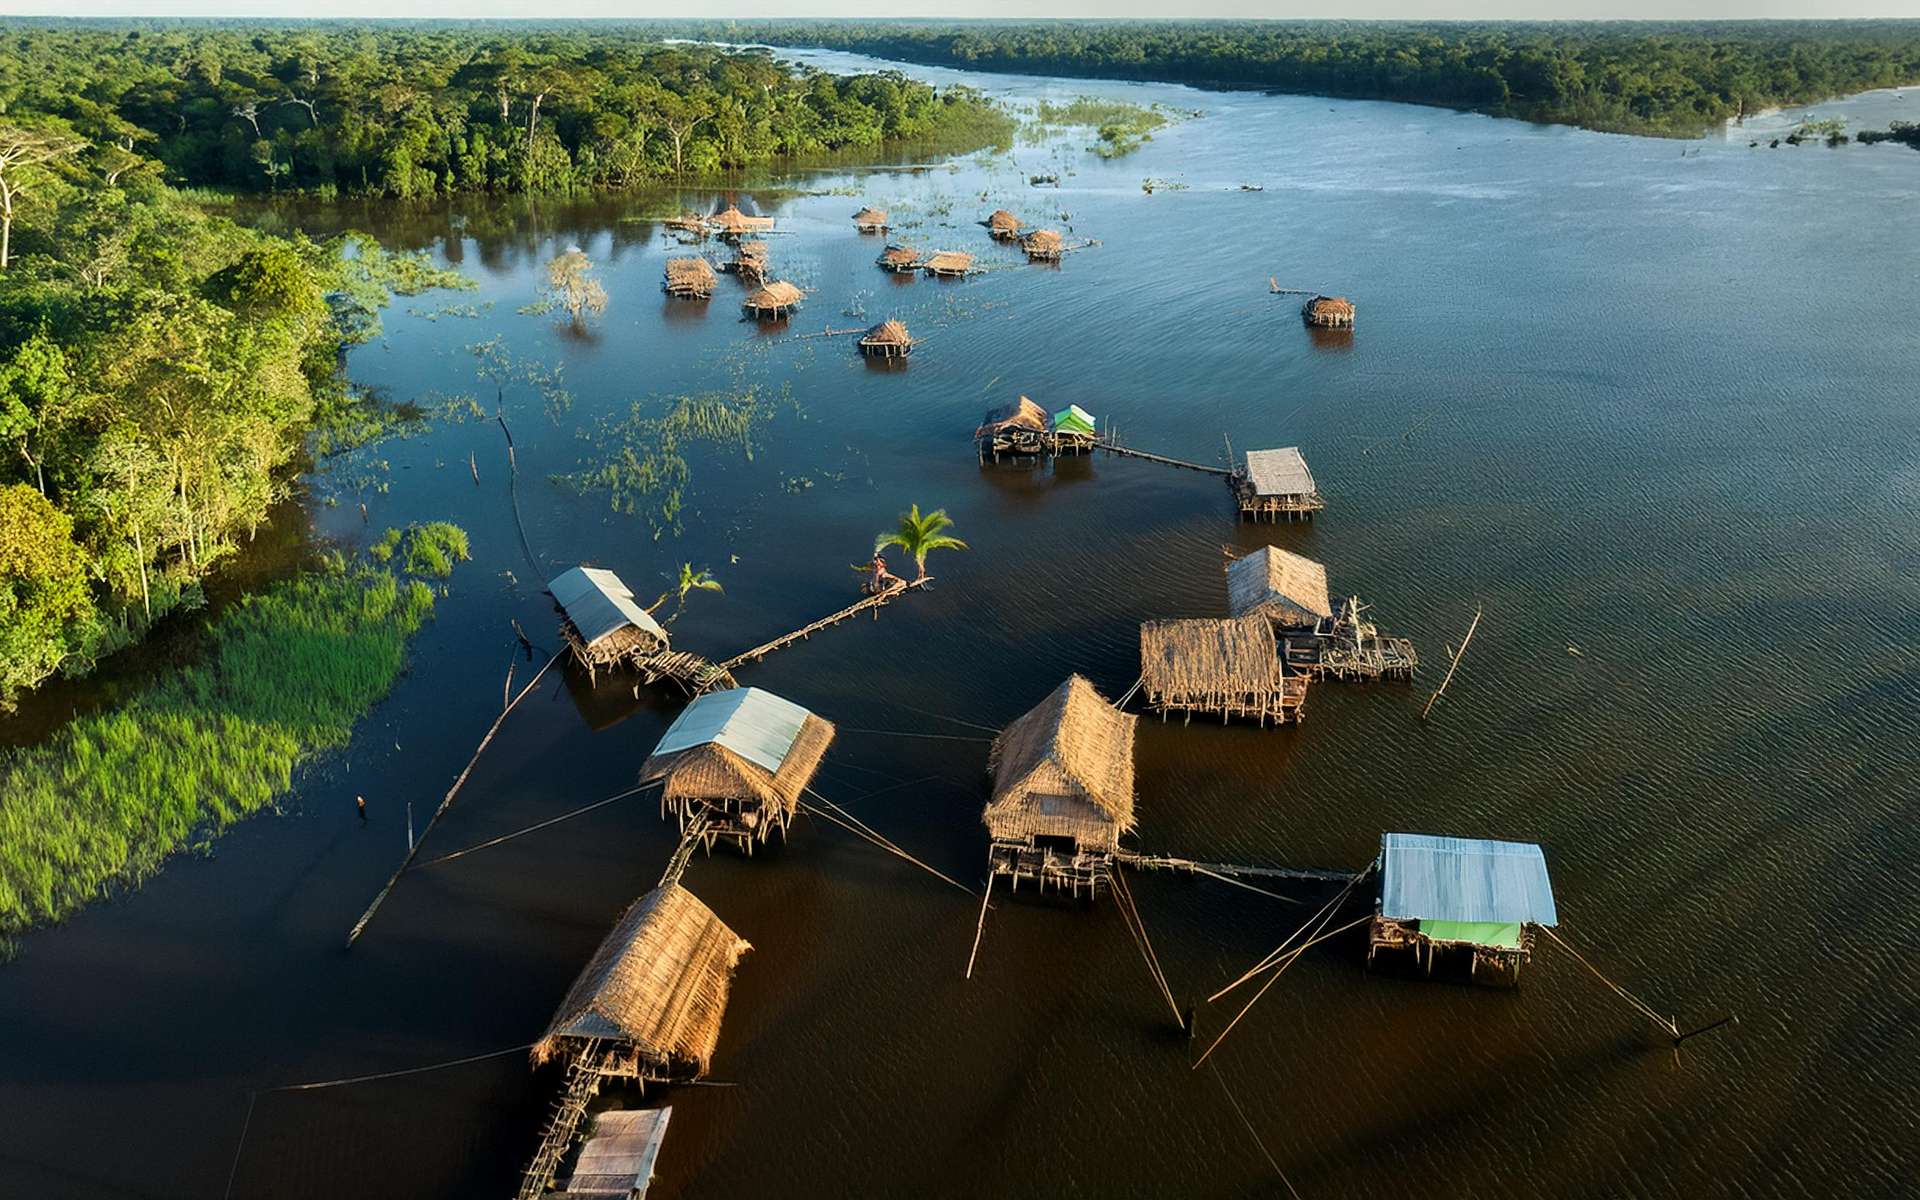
[4,2,1917,20]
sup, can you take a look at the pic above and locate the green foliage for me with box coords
[1857,121,1920,149]
[0,554,450,940]
[401,521,470,578]
[559,387,781,539]
[672,20,1920,137]
[0,23,1011,197]
[0,484,98,704]
[650,561,723,623]
[367,526,401,563]
[874,503,968,580]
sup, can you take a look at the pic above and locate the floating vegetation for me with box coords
[0,546,458,944]
[327,233,475,343]
[1141,177,1189,193]
[557,385,791,538]
[310,386,430,458]
[517,298,558,316]
[402,522,472,579]
[468,337,573,422]
[1032,96,1182,158]
[408,301,493,321]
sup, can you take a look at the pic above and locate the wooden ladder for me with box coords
[516,1042,605,1200]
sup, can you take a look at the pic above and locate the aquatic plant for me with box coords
[0,544,458,943]
[874,504,968,581]
[648,563,725,624]
[401,522,470,579]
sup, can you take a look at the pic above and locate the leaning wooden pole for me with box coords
[964,873,996,979]
[1421,606,1483,719]
[345,649,564,946]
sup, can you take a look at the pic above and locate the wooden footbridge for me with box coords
[1095,440,1232,476]
[1116,851,1356,886]
[713,578,929,679]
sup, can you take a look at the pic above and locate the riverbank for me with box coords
[0,530,463,947]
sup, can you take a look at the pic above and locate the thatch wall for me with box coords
[1226,546,1332,629]
[878,245,921,271]
[986,209,1022,238]
[923,250,975,276]
[534,883,750,1077]
[641,711,835,821]
[860,319,914,356]
[985,676,1136,852]
[1303,295,1356,327]
[1023,229,1064,260]
[1140,616,1307,720]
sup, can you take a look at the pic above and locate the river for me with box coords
[1,48,1916,1200]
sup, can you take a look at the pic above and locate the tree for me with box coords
[0,482,97,706]
[874,503,968,581]
[648,562,723,622]
[0,332,76,496]
[0,124,87,269]
[544,249,607,324]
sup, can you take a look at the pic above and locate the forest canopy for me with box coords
[665,19,1920,136]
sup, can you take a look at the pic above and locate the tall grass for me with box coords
[0,551,453,946]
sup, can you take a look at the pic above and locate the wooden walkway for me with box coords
[1117,851,1356,885]
[517,1042,605,1200]
[715,579,929,675]
[1096,440,1233,476]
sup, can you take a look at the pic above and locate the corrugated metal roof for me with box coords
[1379,833,1558,926]
[651,687,811,774]
[550,567,667,646]
[1243,447,1316,497]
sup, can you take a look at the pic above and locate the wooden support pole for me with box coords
[964,873,995,979]
[1421,606,1483,719]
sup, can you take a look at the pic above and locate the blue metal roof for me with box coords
[1378,833,1558,927]
[651,687,810,774]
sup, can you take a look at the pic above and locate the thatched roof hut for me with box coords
[663,256,717,299]
[1226,546,1332,631]
[975,395,1049,458]
[1139,615,1309,725]
[923,250,976,278]
[859,318,915,358]
[723,239,768,283]
[742,280,804,318]
[985,209,1023,240]
[852,206,890,232]
[985,675,1137,857]
[1022,229,1064,261]
[533,882,750,1079]
[709,204,775,237]
[550,566,670,680]
[665,212,709,237]
[1302,295,1356,328]
[640,687,835,846]
[1236,447,1326,521]
[877,245,922,273]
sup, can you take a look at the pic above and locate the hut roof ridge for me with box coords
[1226,545,1332,622]
[987,675,1137,832]
[550,566,668,646]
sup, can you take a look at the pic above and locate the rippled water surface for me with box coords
[2,50,1917,1200]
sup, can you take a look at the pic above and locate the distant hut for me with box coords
[1302,295,1356,329]
[877,244,922,273]
[550,566,671,684]
[1050,403,1098,454]
[1138,615,1309,725]
[639,687,835,850]
[1369,833,1557,985]
[1234,447,1326,522]
[533,882,750,1080]
[984,675,1137,897]
[1226,546,1332,632]
[663,256,717,299]
[560,1108,672,1198]
[665,212,709,238]
[726,240,769,283]
[976,395,1050,459]
[985,209,1023,240]
[858,318,916,358]
[852,206,890,233]
[1022,229,1064,262]
[742,280,804,319]
[708,204,774,239]
[922,250,977,278]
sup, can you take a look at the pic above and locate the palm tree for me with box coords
[874,504,968,582]
[648,562,723,622]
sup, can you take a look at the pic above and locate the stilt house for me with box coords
[984,675,1137,897]
[640,687,835,850]
[1369,833,1558,985]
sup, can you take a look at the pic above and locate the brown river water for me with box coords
[1,49,1916,1200]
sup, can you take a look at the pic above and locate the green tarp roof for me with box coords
[1417,920,1523,949]
[1052,404,1096,435]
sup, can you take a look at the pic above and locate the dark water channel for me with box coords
[1,50,1916,1199]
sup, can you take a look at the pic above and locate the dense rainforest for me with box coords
[0,25,1008,712]
[0,23,1007,198]
[669,19,1920,136]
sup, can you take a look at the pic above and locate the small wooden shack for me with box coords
[984,675,1137,897]
[560,1108,671,1198]
[708,204,774,239]
[985,209,1023,240]
[664,212,708,239]
[923,250,977,278]
[663,257,716,299]
[1303,295,1356,329]
[1023,229,1064,262]
[852,206,889,233]
[742,280,804,319]
[858,319,915,358]
[640,687,835,850]
[551,567,671,682]
[1234,447,1326,521]
[877,245,922,273]
[976,395,1051,459]
[1226,546,1332,632]
[533,882,751,1079]
[1138,615,1309,725]
[1369,833,1557,985]
[1051,403,1098,454]
[721,240,768,283]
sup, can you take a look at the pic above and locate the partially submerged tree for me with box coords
[545,249,607,324]
[875,504,968,581]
